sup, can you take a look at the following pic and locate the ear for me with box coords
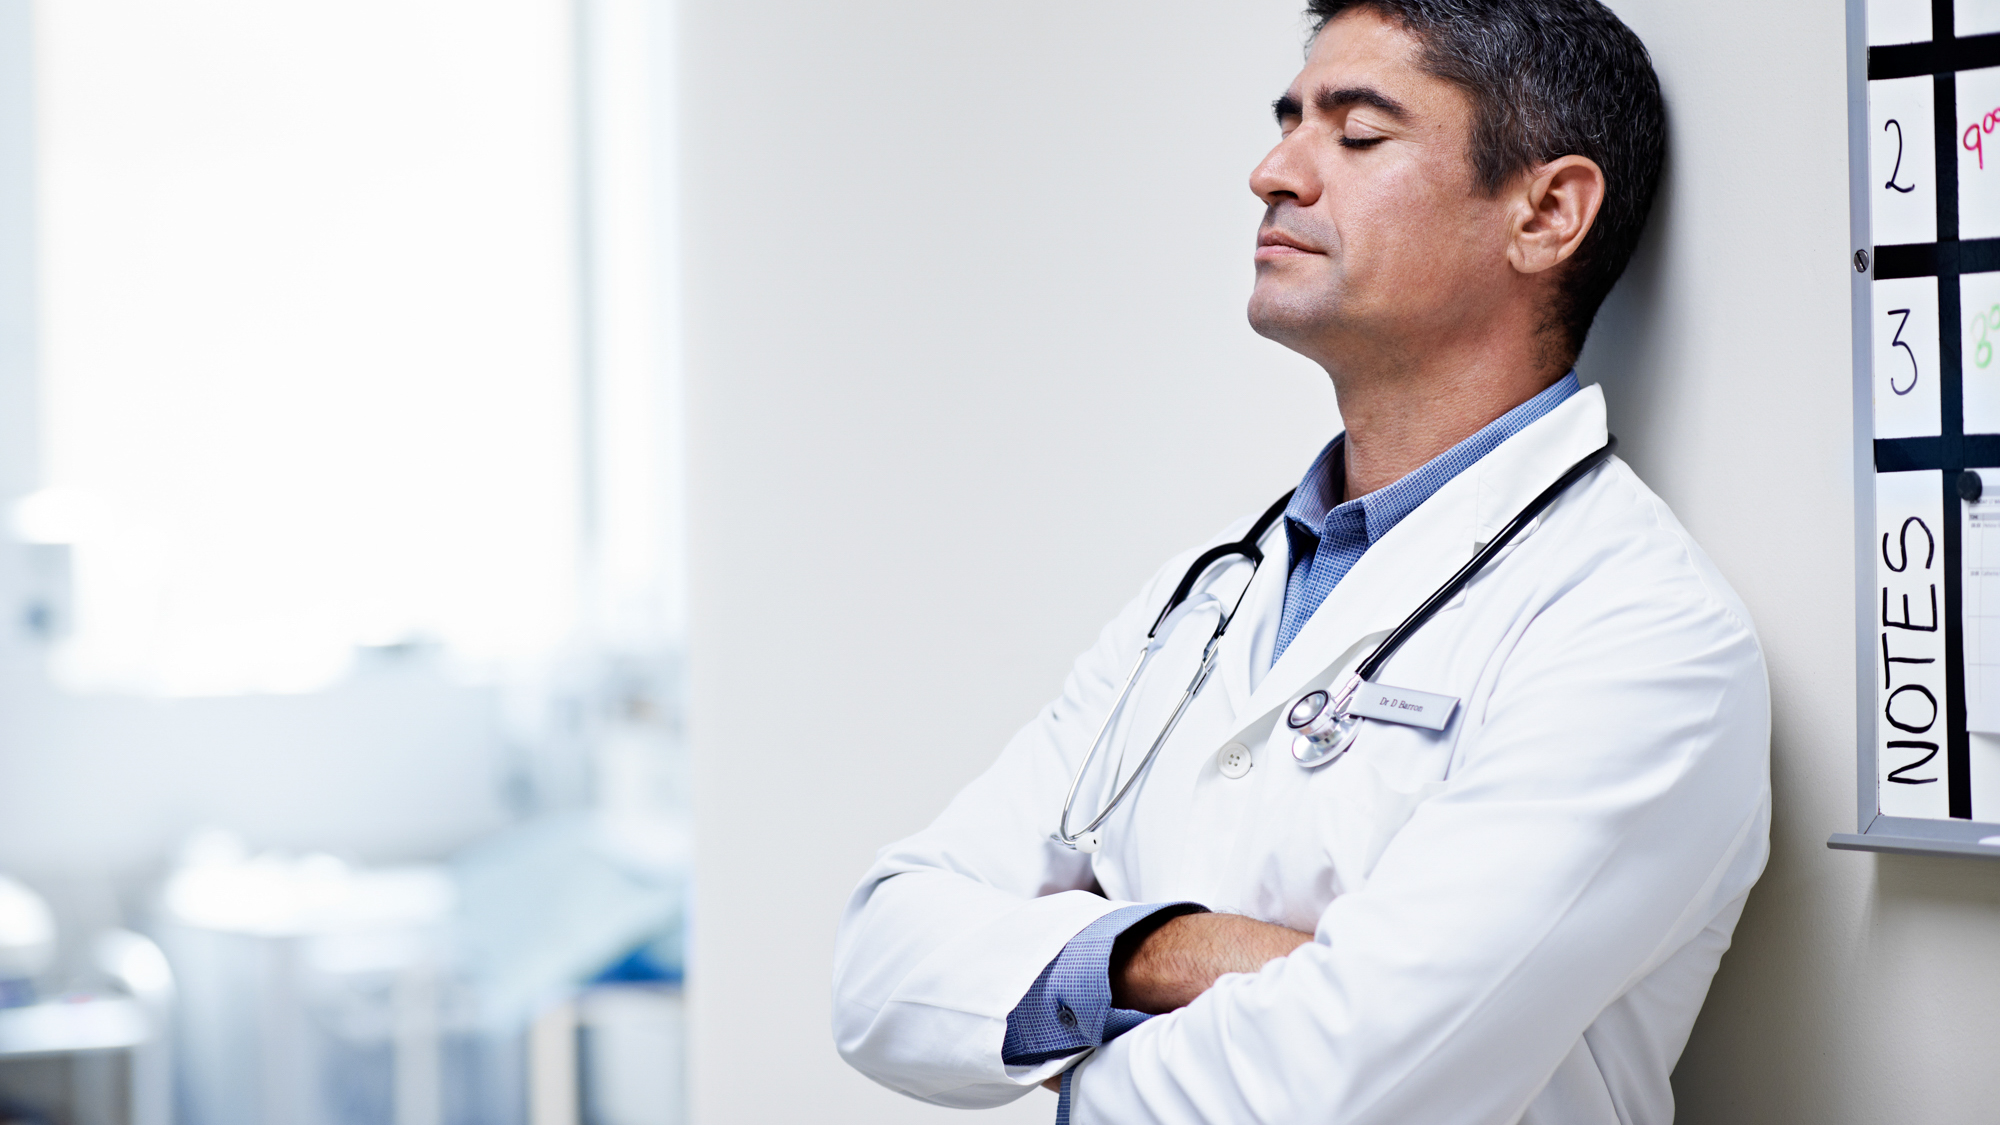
[1505,155,1606,276]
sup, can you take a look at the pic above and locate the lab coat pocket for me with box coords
[1317,722,1453,891]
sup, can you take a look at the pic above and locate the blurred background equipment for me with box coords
[0,875,171,1125]
[154,824,684,1125]
[0,878,55,993]
[0,0,685,1121]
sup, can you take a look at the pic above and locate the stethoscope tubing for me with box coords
[1053,490,1294,851]
[1353,435,1617,685]
[1055,636,1221,844]
[1051,435,1617,851]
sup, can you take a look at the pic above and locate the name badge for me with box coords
[1346,683,1459,731]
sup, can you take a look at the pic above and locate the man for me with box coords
[832,2,1769,1123]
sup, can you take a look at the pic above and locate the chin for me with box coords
[1247,284,1337,349]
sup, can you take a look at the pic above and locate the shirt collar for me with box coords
[1284,371,1582,548]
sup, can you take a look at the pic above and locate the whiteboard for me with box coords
[1837,0,2000,857]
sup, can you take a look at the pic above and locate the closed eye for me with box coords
[1339,135,1387,149]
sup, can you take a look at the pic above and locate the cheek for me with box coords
[1344,174,1505,290]
[1333,179,1455,280]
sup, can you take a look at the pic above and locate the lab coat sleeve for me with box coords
[1004,902,1208,1065]
[1067,526,1772,1124]
[831,541,1220,1108]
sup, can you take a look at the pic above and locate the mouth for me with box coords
[1255,228,1321,259]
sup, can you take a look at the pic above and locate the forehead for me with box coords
[1294,9,1464,122]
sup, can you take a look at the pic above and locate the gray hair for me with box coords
[1306,0,1666,356]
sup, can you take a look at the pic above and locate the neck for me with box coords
[1329,331,1566,501]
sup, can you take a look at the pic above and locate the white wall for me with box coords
[677,4,1324,1120]
[680,2,2000,1124]
[1597,2,2000,1121]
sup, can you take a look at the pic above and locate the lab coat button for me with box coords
[1217,742,1252,779]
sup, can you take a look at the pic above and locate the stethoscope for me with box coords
[1051,436,1616,854]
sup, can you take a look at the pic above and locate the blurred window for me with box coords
[31,0,580,695]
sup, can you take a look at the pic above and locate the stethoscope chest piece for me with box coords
[1287,683,1362,767]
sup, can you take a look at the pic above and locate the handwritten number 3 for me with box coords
[1886,118,1917,192]
[1887,308,1918,394]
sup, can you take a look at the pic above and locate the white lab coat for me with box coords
[831,385,1770,1125]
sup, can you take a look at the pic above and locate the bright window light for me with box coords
[35,0,580,695]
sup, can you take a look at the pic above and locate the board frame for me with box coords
[1833,0,2000,858]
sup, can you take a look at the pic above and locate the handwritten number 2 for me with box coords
[1886,118,1917,193]
[1887,308,1918,394]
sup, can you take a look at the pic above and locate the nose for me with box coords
[1250,129,1321,208]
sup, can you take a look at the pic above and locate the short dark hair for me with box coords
[1305,0,1665,357]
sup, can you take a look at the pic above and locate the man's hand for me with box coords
[1111,912,1314,1014]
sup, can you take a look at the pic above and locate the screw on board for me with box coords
[1855,249,1871,273]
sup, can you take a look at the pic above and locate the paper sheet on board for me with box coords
[1963,468,2000,732]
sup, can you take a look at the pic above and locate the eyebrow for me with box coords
[1271,84,1410,125]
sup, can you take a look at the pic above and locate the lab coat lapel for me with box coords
[1226,385,1612,741]
[1216,518,1291,717]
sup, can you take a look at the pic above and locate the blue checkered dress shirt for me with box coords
[1273,372,1578,661]
[1000,903,1204,1124]
[1002,372,1580,1121]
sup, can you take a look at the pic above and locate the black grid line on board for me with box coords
[1873,237,2000,278]
[1871,30,2000,79]
[1869,0,1974,818]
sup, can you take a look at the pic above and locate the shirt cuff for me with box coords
[1000,901,1207,1066]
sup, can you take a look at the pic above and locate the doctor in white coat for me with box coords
[833,2,1770,1123]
